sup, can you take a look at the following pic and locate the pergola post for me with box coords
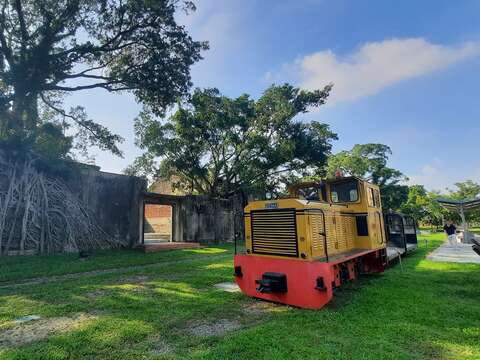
[459,206,467,232]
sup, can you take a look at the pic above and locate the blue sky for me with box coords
[66,0,480,192]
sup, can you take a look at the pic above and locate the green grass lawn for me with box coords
[469,227,480,234]
[0,233,479,359]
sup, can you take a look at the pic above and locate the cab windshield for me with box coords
[297,186,320,201]
[331,180,359,203]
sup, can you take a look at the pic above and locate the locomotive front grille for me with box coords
[251,208,299,257]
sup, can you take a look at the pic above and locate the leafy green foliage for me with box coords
[33,123,73,159]
[0,0,207,158]
[129,84,337,196]
[326,143,407,210]
[448,180,480,200]
[401,181,480,227]
[400,185,448,226]
[423,191,450,226]
[400,185,429,220]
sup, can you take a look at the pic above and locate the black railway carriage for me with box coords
[384,212,418,255]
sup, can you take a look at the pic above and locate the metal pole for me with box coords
[460,206,467,230]
[397,249,403,272]
[460,205,467,244]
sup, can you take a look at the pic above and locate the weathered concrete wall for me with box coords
[66,167,147,248]
[142,193,245,245]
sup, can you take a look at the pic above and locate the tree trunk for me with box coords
[11,91,39,132]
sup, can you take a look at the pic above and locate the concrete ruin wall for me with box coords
[0,153,243,254]
[67,167,147,248]
[73,174,245,247]
[70,172,245,247]
[142,193,245,245]
[179,195,243,244]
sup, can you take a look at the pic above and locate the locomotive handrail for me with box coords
[313,208,329,262]
[322,211,329,262]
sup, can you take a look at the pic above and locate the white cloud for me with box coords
[272,38,480,104]
[406,160,480,192]
[407,164,450,192]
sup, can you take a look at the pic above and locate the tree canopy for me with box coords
[127,84,337,197]
[0,0,207,158]
[448,180,480,200]
[400,185,429,221]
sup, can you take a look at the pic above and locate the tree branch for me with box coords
[13,0,29,44]
[62,74,113,81]
[44,82,134,92]
[39,93,102,142]
[0,0,13,65]
[61,61,114,79]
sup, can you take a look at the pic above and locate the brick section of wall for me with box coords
[144,204,173,235]
[145,204,172,218]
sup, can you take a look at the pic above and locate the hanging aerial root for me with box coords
[0,154,121,255]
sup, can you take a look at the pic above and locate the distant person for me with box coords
[443,220,457,246]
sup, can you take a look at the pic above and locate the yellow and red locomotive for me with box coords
[234,176,387,309]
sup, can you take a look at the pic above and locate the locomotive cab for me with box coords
[234,176,387,309]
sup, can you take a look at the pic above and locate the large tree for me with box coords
[400,186,448,227]
[0,0,207,158]
[127,84,337,197]
[400,185,429,221]
[448,180,480,200]
[326,143,408,210]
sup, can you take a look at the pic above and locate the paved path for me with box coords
[427,242,480,264]
[0,253,231,290]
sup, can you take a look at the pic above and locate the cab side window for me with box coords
[374,189,381,208]
[368,188,381,208]
[368,188,375,207]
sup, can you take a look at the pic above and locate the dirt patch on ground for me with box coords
[109,275,156,293]
[84,289,109,299]
[158,273,183,281]
[150,337,174,356]
[242,301,283,315]
[0,313,97,348]
[115,275,151,284]
[188,319,242,337]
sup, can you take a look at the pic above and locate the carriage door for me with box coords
[375,212,385,245]
[367,187,384,246]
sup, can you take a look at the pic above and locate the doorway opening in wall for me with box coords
[143,204,173,244]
